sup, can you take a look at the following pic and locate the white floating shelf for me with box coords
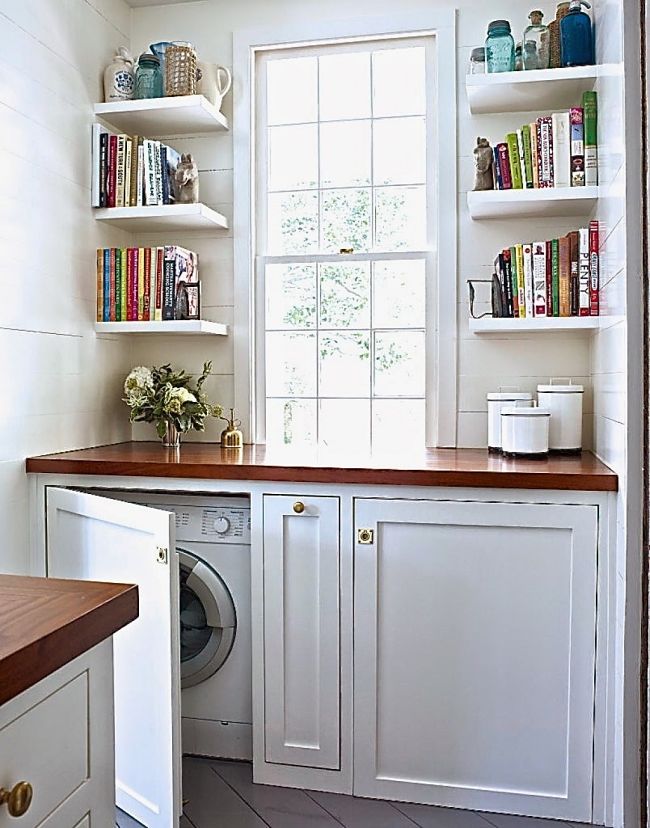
[95,320,229,335]
[470,317,600,335]
[94,95,228,137]
[94,203,228,232]
[466,65,602,115]
[468,186,599,220]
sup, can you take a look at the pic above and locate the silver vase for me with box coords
[162,422,181,448]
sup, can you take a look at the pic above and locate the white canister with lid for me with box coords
[501,406,551,458]
[486,390,533,452]
[537,378,584,453]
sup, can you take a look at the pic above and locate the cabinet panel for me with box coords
[263,495,340,770]
[353,498,597,821]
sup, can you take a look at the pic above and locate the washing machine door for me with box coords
[179,549,236,689]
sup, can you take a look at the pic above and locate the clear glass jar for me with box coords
[134,52,163,99]
[468,47,486,74]
[523,10,551,70]
[485,20,515,73]
[515,43,523,71]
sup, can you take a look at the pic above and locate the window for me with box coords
[234,15,457,449]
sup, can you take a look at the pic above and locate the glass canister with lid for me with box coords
[487,390,533,453]
[537,379,584,453]
[134,52,163,99]
[468,47,486,74]
[485,20,516,73]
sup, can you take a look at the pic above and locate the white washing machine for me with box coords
[115,493,253,761]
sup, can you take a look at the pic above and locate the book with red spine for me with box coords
[155,247,164,321]
[545,240,553,315]
[107,134,118,208]
[589,220,600,316]
[143,247,151,321]
[125,248,133,321]
[496,143,512,189]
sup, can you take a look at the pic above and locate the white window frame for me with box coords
[233,11,457,447]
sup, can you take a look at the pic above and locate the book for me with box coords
[120,249,127,321]
[551,239,560,317]
[570,107,585,187]
[530,122,539,188]
[129,136,139,206]
[143,247,151,321]
[583,91,598,187]
[107,134,117,207]
[515,244,526,318]
[508,246,519,317]
[155,247,164,321]
[114,247,122,321]
[532,242,547,317]
[115,135,126,208]
[522,243,534,318]
[516,129,527,191]
[96,249,103,321]
[502,249,514,317]
[163,252,175,320]
[137,247,145,320]
[496,143,512,189]
[579,228,590,315]
[569,231,580,316]
[127,248,137,321]
[103,248,110,322]
[99,131,109,207]
[160,146,170,204]
[124,138,132,208]
[144,140,157,206]
[154,142,164,205]
[558,235,571,317]
[91,124,105,207]
[589,220,599,316]
[506,133,523,189]
[136,144,144,207]
[545,240,553,315]
[522,125,534,189]
[109,248,116,321]
[537,117,554,188]
[551,112,571,189]
[493,147,503,190]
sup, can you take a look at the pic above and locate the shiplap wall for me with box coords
[129,0,594,446]
[0,0,133,574]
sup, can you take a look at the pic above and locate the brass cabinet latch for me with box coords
[156,546,168,564]
[357,528,374,545]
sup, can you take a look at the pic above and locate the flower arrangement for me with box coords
[123,362,222,446]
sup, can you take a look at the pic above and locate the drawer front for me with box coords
[0,674,89,827]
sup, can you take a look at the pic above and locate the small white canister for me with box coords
[537,379,584,454]
[487,390,533,453]
[501,406,551,458]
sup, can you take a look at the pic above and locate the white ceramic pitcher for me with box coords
[197,62,232,111]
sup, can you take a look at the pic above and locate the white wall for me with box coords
[129,0,594,446]
[0,0,133,574]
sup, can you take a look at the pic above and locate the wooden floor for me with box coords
[115,758,598,828]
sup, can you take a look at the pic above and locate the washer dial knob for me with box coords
[213,516,231,534]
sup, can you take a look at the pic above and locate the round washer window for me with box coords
[180,570,218,663]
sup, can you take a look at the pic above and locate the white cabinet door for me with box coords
[353,498,598,822]
[46,488,181,828]
[263,495,340,770]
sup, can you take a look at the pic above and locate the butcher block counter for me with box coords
[25,441,618,492]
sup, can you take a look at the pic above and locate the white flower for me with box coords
[170,387,196,405]
[124,366,154,397]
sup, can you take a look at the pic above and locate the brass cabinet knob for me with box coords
[0,781,33,817]
[293,501,305,514]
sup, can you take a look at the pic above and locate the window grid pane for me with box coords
[263,41,430,449]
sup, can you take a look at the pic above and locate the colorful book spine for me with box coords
[579,228,590,315]
[522,125,534,189]
[530,122,539,188]
[109,248,116,321]
[103,248,110,322]
[107,134,117,207]
[502,249,514,317]
[516,129,527,191]
[522,243,534,318]
[583,91,598,187]
[155,247,164,321]
[496,143,512,189]
[115,135,126,208]
[128,247,138,321]
[124,138,132,208]
[129,136,139,206]
[537,117,554,188]
[558,235,571,317]
[114,247,122,322]
[137,247,145,320]
[508,246,519,317]
[515,244,526,318]
[551,112,570,189]
[96,249,103,321]
[551,239,560,317]
[143,247,151,321]
[120,249,128,321]
[569,231,580,316]
[545,240,553,315]
[506,133,523,189]
[570,107,585,187]
[91,124,103,207]
[532,242,547,317]
[589,220,600,316]
[163,248,176,320]
[99,131,109,207]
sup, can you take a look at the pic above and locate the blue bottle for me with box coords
[560,0,594,66]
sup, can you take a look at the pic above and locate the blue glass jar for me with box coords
[485,20,516,73]
[134,52,163,99]
[560,0,594,66]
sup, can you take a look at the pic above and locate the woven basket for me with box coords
[165,44,197,96]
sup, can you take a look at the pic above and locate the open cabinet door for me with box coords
[46,487,181,828]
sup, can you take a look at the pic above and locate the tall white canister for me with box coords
[537,379,584,454]
[486,390,533,452]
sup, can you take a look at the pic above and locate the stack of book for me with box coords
[491,221,599,319]
[492,91,598,190]
[91,125,182,208]
[96,246,200,323]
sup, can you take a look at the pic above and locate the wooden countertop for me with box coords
[26,442,618,492]
[0,575,138,705]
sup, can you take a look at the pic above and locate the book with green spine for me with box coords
[551,238,560,317]
[582,90,598,186]
[114,247,122,322]
[506,133,523,189]
[120,249,128,321]
[522,125,534,188]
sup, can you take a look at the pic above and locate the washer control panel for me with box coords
[168,502,251,544]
